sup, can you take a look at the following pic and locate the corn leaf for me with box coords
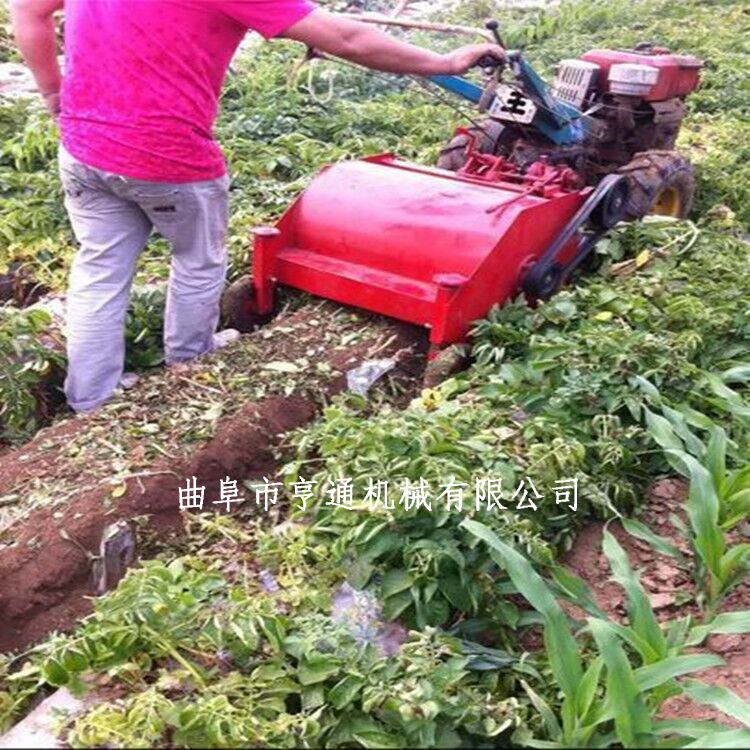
[575,656,604,722]
[683,680,750,726]
[686,729,750,748]
[462,519,583,701]
[687,611,750,647]
[705,427,728,494]
[588,618,652,747]
[719,544,750,589]
[654,719,732,739]
[633,654,724,692]
[550,565,608,619]
[673,451,724,575]
[621,518,685,561]
[602,528,666,661]
[520,679,562,741]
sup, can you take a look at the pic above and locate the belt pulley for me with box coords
[521,174,630,300]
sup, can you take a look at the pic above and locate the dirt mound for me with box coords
[0,396,314,652]
[0,306,427,653]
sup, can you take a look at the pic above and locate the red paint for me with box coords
[249,154,588,347]
[581,48,703,101]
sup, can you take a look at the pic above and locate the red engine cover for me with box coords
[581,48,703,101]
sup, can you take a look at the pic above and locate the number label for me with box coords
[489,84,538,125]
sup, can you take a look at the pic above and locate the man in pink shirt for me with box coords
[11,0,503,413]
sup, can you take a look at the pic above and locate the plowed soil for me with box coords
[0,303,427,653]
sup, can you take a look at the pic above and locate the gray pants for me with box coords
[58,146,230,412]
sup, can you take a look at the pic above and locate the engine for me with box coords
[488,45,702,181]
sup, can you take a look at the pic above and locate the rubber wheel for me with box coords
[617,151,696,221]
[437,120,509,172]
[221,276,274,333]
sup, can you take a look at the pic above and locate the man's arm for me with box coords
[283,9,504,76]
[10,0,65,117]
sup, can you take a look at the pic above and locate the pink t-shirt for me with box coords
[60,0,316,182]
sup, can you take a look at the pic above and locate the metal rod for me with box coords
[340,13,493,40]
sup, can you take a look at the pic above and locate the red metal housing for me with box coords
[251,154,589,348]
[581,48,703,101]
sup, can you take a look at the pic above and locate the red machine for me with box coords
[232,142,626,350]
[223,34,701,354]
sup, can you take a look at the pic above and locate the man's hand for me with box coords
[442,44,505,75]
[42,90,61,119]
[284,10,504,77]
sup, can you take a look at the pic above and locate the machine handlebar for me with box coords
[486,19,507,49]
[473,20,507,70]
[475,54,504,70]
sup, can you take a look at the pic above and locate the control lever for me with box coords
[486,20,507,49]
[474,20,507,70]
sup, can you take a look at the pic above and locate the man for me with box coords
[11,0,503,413]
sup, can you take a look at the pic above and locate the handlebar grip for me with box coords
[475,55,503,69]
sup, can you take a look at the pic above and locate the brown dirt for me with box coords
[562,478,750,727]
[0,304,427,654]
[0,268,48,307]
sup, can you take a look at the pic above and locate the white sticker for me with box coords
[489,84,538,125]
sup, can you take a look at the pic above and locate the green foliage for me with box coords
[125,286,166,370]
[3,1,750,747]
[633,406,750,617]
[0,307,63,442]
[0,3,18,64]
[16,550,529,749]
[284,391,554,632]
[465,519,750,748]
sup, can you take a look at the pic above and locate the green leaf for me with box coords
[462,519,583,702]
[634,654,724,692]
[674,451,725,576]
[645,408,684,453]
[328,674,364,710]
[439,574,473,612]
[687,610,750,647]
[719,544,750,587]
[654,719,738,738]
[381,569,413,599]
[722,364,750,384]
[353,730,406,749]
[686,729,750,748]
[41,658,70,687]
[683,680,750,726]
[705,427,728,494]
[621,518,685,561]
[381,590,412,621]
[575,656,604,722]
[551,566,608,618]
[521,679,561,741]
[298,654,341,686]
[602,528,666,661]
[588,618,652,747]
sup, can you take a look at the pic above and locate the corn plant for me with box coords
[645,402,750,532]
[640,402,750,617]
[463,518,750,748]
